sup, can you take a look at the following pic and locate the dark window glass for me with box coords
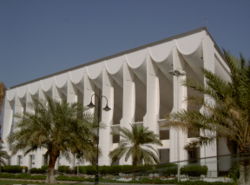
[160,129,169,140]
[29,154,35,168]
[17,155,22,166]
[43,154,48,166]
[188,128,200,138]
[113,134,120,143]
[159,148,170,164]
[188,148,200,164]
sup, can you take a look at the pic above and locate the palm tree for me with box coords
[167,52,250,185]
[109,124,162,167]
[8,97,96,184]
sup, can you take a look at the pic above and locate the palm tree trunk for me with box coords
[132,159,137,181]
[239,164,250,185]
[46,153,58,184]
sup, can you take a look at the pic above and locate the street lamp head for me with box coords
[103,104,111,111]
[87,101,95,108]
[169,70,185,77]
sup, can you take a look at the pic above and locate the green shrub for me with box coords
[181,164,208,177]
[0,173,45,180]
[99,166,110,175]
[77,165,156,175]
[228,163,239,182]
[103,165,121,175]
[156,163,178,176]
[1,165,27,173]
[58,165,71,174]
[56,175,96,182]
[78,165,96,175]
[30,167,46,174]
[41,165,48,171]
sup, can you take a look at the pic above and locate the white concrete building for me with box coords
[0,27,231,175]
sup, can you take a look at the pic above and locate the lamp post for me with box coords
[169,69,185,182]
[87,93,111,185]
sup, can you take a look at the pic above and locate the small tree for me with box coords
[110,124,162,166]
[0,82,9,171]
[0,82,6,111]
[8,97,96,184]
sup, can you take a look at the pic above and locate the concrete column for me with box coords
[170,48,188,163]
[23,93,33,168]
[144,56,159,135]
[12,96,23,134]
[66,81,79,168]
[52,85,62,102]
[1,97,14,166]
[119,62,135,165]
[9,96,24,165]
[67,81,77,104]
[83,74,95,110]
[1,98,14,148]
[38,88,53,168]
[121,63,135,128]
[83,74,95,166]
[200,35,217,177]
[39,86,52,101]
[99,70,114,165]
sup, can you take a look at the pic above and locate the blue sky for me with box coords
[0,0,249,88]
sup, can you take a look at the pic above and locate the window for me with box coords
[29,154,35,168]
[188,147,200,164]
[43,154,48,166]
[7,158,11,165]
[159,148,170,164]
[188,128,200,138]
[17,155,22,166]
[112,125,120,144]
[159,129,169,140]
[112,134,120,143]
[57,156,61,167]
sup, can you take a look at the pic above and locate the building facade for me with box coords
[0,28,231,175]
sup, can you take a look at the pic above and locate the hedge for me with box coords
[155,163,178,176]
[1,165,28,173]
[77,165,155,175]
[58,165,71,174]
[0,164,212,179]
[180,164,208,177]
[0,173,45,180]
[30,167,46,174]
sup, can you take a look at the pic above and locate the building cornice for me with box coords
[10,27,224,89]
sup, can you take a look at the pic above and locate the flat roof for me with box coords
[10,27,224,89]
